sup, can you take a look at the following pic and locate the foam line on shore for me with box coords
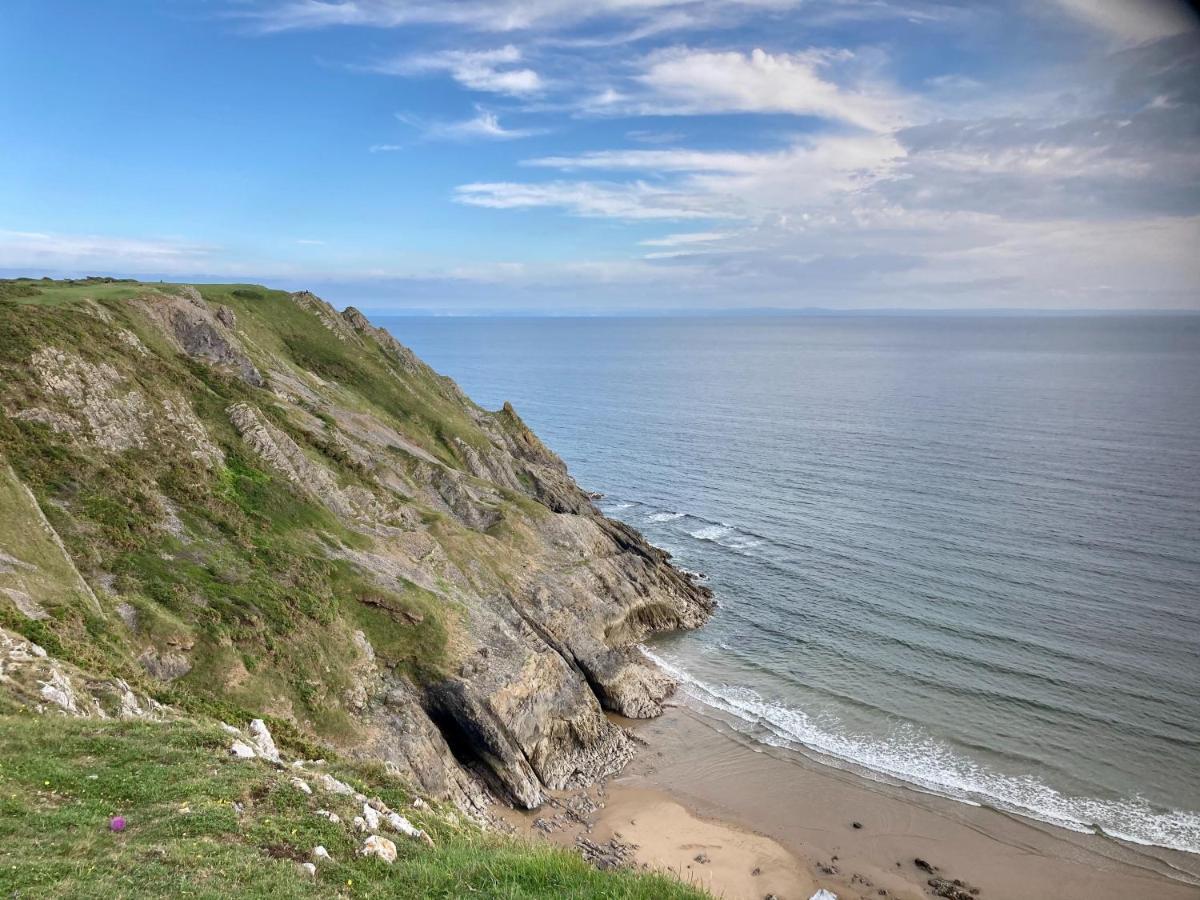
[641,647,1200,855]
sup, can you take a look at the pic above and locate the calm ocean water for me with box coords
[379,314,1200,853]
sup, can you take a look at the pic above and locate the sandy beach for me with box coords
[504,703,1200,900]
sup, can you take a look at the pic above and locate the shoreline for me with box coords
[503,703,1200,900]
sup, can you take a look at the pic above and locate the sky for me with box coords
[1,0,1198,312]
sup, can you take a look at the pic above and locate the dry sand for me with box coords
[503,703,1200,900]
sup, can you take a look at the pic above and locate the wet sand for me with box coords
[504,703,1200,900]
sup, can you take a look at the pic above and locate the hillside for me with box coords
[0,276,714,896]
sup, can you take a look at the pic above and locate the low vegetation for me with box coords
[0,712,705,899]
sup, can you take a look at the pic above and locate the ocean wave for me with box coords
[602,499,769,557]
[689,524,733,541]
[641,648,1200,855]
[647,511,685,523]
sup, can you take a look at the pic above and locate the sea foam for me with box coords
[641,647,1200,855]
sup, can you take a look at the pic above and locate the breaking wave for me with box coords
[641,648,1200,856]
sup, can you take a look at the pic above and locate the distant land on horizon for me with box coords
[3,273,1197,318]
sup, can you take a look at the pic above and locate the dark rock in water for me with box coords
[852,820,863,829]
[751,866,762,876]
[693,852,710,864]
[915,857,937,873]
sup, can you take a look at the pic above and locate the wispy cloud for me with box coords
[0,230,215,272]
[627,47,911,132]
[244,0,810,35]
[640,231,735,246]
[396,108,544,141]
[455,180,728,219]
[374,45,543,95]
[1050,0,1198,44]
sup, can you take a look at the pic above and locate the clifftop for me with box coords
[0,278,713,819]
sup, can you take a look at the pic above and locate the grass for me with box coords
[0,277,150,306]
[0,714,707,900]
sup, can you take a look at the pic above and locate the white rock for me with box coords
[290,777,312,795]
[38,668,81,714]
[362,804,380,830]
[311,845,331,863]
[248,719,281,763]
[315,809,341,824]
[411,797,428,810]
[299,862,316,878]
[810,891,839,900]
[229,740,256,759]
[385,811,419,837]
[315,773,354,795]
[219,722,241,735]
[359,834,397,864]
[352,816,367,832]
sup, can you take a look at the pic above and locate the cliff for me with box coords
[0,278,713,818]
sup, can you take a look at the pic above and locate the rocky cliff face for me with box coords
[0,280,713,814]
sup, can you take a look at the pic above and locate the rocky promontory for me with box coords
[0,279,714,817]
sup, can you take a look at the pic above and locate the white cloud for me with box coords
[1051,0,1197,43]
[396,107,543,141]
[522,133,904,209]
[454,180,726,219]
[0,231,215,273]
[247,0,809,34]
[379,45,542,95]
[640,231,734,246]
[631,47,910,132]
[626,129,686,144]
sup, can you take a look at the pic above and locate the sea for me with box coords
[379,313,1200,855]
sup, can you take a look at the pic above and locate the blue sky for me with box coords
[1,0,1198,311]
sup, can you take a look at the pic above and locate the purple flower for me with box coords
[110,816,126,832]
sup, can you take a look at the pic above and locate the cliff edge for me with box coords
[0,278,713,815]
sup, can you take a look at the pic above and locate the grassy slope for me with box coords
[0,278,708,898]
[0,279,459,731]
[0,711,704,899]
